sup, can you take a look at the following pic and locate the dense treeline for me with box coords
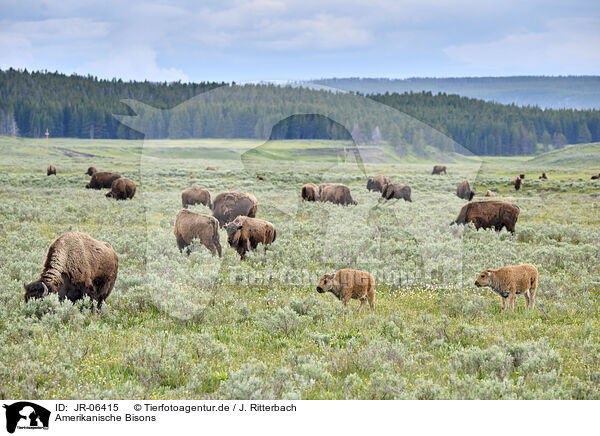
[1,68,599,155]
[370,92,600,155]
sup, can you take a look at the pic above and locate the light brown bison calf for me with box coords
[316,269,375,313]
[86,171,121,189]
[382,183,412,201]
[301,183,320,201]
[475,264,538,311]
[224,216,276,259]
[182,185,211,208]
[24,232,118,309]
[47,165,56,176]
[173,209,222,257]
[456,179,474,200]
[432,165,447,175]
[106,177,136,200]
[319,183,357,206]
[367,175,391,193]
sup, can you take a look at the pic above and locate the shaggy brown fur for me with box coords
[182,185,211,208]
[23,232,118,309]
[319,183,357,206]
[485,190,495,197]
[85,167,97,176]
[475,264,538,311]
[211,191,258,226]
[591,174,600,180]
[224,216,276,259]
[173,209,222,257]
[86,171,121,189]
[367,175,391,193]
[316,269,375,313]
[381,183,412,201]
[539,173,548,179]
[453,200,520,233]
[456,180,475,201]
[432,165,447,175]
[206,166,217,171]
[301,183,320,201]
[106,177,136,200]
[513,176,522,191]
[46,165,56,176]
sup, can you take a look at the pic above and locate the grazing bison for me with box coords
[367,175,391,193]
[23,232,118,309]
[432,165,447,175]
[224,216,276,259]
[106,177,136,200]
[591,174,600,180]
[475,264,538,311]
[519,174,525,179]
[485,190,495,197]
[319,183,357,206]
[173,209,222,256]
[512,176,522,191]
[316,268,375,313]
[206,166,217,171]
[452,200,520,233]
[182,185,211,208]
[86,171,121,189]
[256,174,266,181]
[301,183,320,201]
[539,173,548,179]
[456,180,475,201]
[46,165,56,176]
[85,167,97,176]
[211,191,258,226]
[382,183,412,201]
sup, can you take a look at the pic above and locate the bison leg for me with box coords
[529,281,537,309]
[523,291,530,309]
[357,297,366,313]
[501,296,508,312]
[176,235,189,253]
[509,289,516,311]
[215,240,222,258]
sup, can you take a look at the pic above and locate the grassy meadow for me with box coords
[0,136,599,400]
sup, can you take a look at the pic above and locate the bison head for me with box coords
[23,281,50,302]
[316,273,334,293]
[224,221,242,247]
[474,269,494,288]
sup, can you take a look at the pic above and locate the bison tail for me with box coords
[272,228,277,243]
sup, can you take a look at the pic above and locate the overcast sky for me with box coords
[1,0,599,82]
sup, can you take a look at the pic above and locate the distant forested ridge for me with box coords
[1,69,599,156]
[312,76,600,110]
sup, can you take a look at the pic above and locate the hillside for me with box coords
[311,77,600,110]
[528,142,600,168]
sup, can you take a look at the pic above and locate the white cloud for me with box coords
[444,18,600,72]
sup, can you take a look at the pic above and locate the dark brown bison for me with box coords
[512,176,522,191]
[382,183,412,201]
[256,174,266,181]
[456,179,475,201]
[211,191,258,226]
[182,185,211,208]
[519,174,525,179]
[432,165,447,175]
[301,183,320,201]
[106,177,136,200]
[591,174,600,180]
[23,232,118,309]
[173,209,222,256]
[206,166,217,171]
[453,200,520,233]
[319,183,357,206]
[86,171,121,189]
[224,216,276,259]
[539,173,548,179]
[366,175,391,193]
[85,167,97,176]
[46,165,56,176]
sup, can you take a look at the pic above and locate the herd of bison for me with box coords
[27,163,597,314]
